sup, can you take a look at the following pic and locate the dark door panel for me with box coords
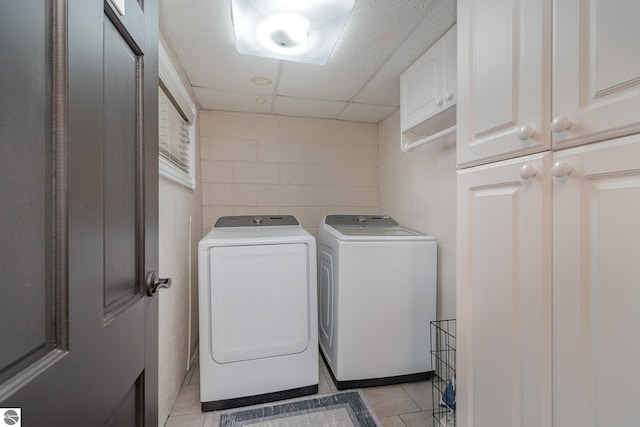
[0,0,63,392]
[0,0,159,425]
[103,13,141,316]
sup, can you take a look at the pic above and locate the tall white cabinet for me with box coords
[552,136,640,427]
[457,0,640,426]
[457,152,552,427]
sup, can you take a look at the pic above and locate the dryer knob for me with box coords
[253,217,263,224]
[357,216,367,223]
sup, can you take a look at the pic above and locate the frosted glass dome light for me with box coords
[231,0,355,65]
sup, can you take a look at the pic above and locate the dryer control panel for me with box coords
[214,215,299,227]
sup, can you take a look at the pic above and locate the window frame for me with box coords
[158,38,197,189]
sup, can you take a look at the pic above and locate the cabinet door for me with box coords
[400,36,445,132]
[553,136,640,426]
[444,25,457,108]
[457,152,552,427]
[457,0,552,167]
[552,1,640,149]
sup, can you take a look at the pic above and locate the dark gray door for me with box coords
[0,0,160,425]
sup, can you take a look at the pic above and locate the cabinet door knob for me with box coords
[517,125,536,141]
[436,98,444,106]
[551,115,572,133]
[551,160,572,178]
[446,93,455,101]
[519,164,537,180]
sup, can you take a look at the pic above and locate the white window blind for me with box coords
[159,87,190,173]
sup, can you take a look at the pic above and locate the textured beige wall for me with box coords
[158,161,202,424]
[378,110,456,319]
[199,111,379,236]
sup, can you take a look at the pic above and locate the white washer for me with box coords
[198,215,318,410]
[317,214,437,389]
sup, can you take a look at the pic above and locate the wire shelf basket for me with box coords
[431,319,456,427]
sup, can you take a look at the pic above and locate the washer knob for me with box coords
[357,216,367,223]
[253,217,263,224]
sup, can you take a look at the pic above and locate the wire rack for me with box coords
[431,319,456,427]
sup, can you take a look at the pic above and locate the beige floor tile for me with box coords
[189,365,200,386]
[319,356,337,392]
[170,385,202,416]
[318,369,333,394]
[319,357,332,377]
[164,412,207,427]
[379,415,407,427]
[400,410,434,427]
[181,368,194,387]
[401,380,434,410]
[362,385,420,418]
[203,412,216,427]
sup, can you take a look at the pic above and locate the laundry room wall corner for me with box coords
[378,110,457,320]
[158,161,202,424]
[157,36,203,424]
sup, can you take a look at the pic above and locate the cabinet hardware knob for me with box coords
[551,160,572,178]
[436,98,444,106]
[446,93,455,101]
[551,115,572,133]
[517,125,536,141]
[519,164,537,180]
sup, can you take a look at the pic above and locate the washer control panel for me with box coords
[325,214,398,227]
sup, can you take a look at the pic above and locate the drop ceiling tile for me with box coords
[194,87,272,114]
[160,0,455,118]
[160,0,280,94]
[354,0,456,106]
[338,103,397,123]
[277,0,438,102]
[273,96,346,120]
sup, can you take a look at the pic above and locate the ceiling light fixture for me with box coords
[251,76,272,86]
[231,0,355,65]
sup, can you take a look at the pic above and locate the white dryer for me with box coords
[198,215,318,410]
[317,215,437,389]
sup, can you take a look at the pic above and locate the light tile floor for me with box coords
[164,353,435,427]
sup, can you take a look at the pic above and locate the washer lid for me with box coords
[214,215,299,227]
[332,225,424,236]
[324,215,431,238]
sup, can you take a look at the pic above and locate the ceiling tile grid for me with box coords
[160,0,457,123]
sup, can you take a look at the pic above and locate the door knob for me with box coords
[146,271,172,296]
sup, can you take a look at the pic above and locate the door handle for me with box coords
[145,271,172,296]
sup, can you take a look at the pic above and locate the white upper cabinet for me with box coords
[457,0,551,167]
[552,0,640,149]
[458,0,640,167]
[400,35,445,132]
[400,25,456,150]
